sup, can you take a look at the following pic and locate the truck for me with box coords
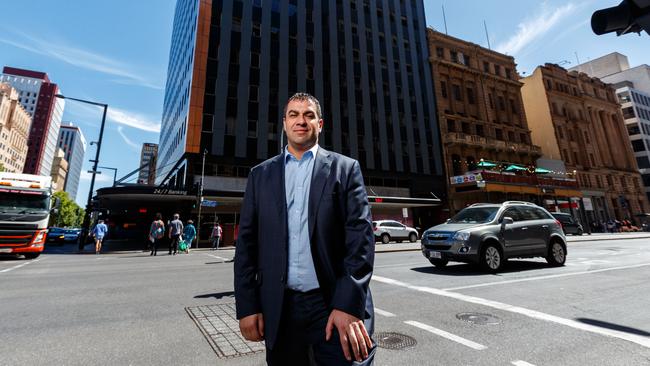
[0,172,56,259]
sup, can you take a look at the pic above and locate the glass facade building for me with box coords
[57,123,87,201]
[157,0,446,222]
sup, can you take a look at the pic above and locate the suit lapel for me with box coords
[308,148,332,240]
[270,154,287,220]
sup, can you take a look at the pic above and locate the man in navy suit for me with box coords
[234,92,375,365]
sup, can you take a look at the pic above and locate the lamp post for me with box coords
[55,94,108,251]
[97,166,118,186]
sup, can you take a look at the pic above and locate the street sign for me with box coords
[201,200,218,207]
[87,170,101,174]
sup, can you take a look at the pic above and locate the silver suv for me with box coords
[373,220,419,244]
[421,201,567,272]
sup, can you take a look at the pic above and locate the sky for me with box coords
[0,0,648,207]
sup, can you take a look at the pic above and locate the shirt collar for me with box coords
[285,144,319,162]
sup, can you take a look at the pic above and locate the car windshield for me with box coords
[449,207,499,224]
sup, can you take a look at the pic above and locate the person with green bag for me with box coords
[183,219,197,254]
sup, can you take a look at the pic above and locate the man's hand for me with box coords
[239,313,264,342]
[325,309,373,362]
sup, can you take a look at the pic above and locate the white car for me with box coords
[373,220,419,244]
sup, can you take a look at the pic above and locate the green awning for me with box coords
[477,160,497,168]
[505,164,527,172]
[534,167,552,174]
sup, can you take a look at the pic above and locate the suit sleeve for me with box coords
[234,168,262,319]
[331,160,375,319]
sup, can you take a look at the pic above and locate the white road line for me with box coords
[443,262,650,291]
[374,308,396,317]
[511,361,536,366]
[206,254,230,261]
[404,320,487,350]
[0,258,42,273]
[373,275,650,349]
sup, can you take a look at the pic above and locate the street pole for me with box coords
[56,94,109,251]
[196,149,207,248]
[98,166,118,186]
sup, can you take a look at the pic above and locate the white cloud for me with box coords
[496,2,578,56]
[0,30,163,90]
[116,126,141,150]
[108,107,161,133]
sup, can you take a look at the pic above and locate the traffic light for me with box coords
[591,0,650,36]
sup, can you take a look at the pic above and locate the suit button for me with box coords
[280,275,285,282]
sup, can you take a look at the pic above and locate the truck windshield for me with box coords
[449,207,499,224]
[0,190,50,211]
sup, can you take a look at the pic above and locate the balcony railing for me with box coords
[480,171,578,189]
[445,132,543,155]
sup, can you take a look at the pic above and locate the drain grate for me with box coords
[375,332,417,350]
[456,312,501,325]
[186,303,265,358]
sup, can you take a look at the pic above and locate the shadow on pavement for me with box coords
[195,291,235,299]
[410,260,550,276]
[576,318,650,337]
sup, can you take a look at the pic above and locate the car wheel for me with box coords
[546,240,566,266]
[429,259,448,268]
[23,253,40,260]
[381,233,390,244]
[409,233,417,243]
[480,243,503,272]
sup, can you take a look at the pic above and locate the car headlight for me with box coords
[452,231,470,241]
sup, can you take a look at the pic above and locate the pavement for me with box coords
[2,233,649,365]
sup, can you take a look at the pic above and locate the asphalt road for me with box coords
[1,236,649,366]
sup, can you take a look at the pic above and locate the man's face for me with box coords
[283,99,323,150]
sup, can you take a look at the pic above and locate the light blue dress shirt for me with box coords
[284,144,320,292]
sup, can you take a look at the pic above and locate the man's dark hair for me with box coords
[155,213,162,220]
[283,92,322,120]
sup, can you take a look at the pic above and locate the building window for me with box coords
[495,128,503,140]
[440,80,448,98]
[450,51,458,63]
[494,65,501,76]
[497,96,505,111]
[476,124,484,137]
[505,68,512,79]
[436,47,444,58]
[483,61,490,73]
[632,139,646,152]
[466,87,475,104]
[447,119,456,132]
[452,84,462,101]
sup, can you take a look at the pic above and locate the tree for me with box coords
[49,191,84,227]
[0,163,5,172]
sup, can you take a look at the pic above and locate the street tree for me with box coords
[50,191,85,227]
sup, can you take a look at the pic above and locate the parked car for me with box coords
[46,227,66,244]
[551,213,583,235]
[63,228,81,242]
[420,201,567,272]
[373,220,418,244]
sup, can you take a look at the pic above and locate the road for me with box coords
[1,235,649,365]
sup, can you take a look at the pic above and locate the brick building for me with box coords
[427,29,582,214]
[521,63,649,225]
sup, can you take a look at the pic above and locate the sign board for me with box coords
[402,208,408,218]
[449,173,483,185]
[583,197,594,211]
[201,200,218,207]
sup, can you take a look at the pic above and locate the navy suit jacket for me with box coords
[234,147,375,349]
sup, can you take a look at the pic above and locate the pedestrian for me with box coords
[168,213,184,255]
[91,219,108,254]
[183,219,197,253]
[234,93,375,365]
[210,222,222,250]
[149,213,165,256]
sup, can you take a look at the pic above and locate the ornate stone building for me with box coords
[0,83,31,173]
[427,29,581,214]
[521,63,649,224]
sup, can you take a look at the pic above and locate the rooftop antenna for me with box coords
[574,51,581,69]
[484,20,492,50]
[442,4,448,35]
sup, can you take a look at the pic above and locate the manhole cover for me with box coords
[375,332,417,350]
[186,303,265,358]
[456,312,501,325]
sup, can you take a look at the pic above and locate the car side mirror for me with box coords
[501,217,514,227]
[51,208,59,215]
[446,219,451,223]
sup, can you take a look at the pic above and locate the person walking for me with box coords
[234,93,375,365]
[168,213,184,255]
[91,219,108,254]
[210,223,222,250]
[183,219,197,254]
[149,213,165,256]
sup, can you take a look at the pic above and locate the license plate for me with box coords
[428,251,441,259]
[0,248,13,253]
